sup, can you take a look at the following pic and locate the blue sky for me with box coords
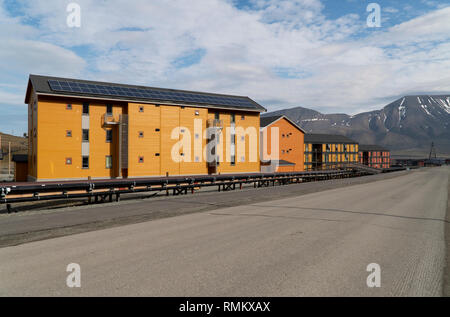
[0,0,449,136]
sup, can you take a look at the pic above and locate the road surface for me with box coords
[0,170,409,247]
[0,167,448,296]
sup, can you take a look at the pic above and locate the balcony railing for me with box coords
[206,119,224,129]
[102,114,120,126]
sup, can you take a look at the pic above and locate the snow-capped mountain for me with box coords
[265,95,450,155]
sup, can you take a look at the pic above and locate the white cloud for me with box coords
[0,90,24,106]
[0,39,86,76]
[372,6,450,45]
[383,7,399,13]
[0,0,449,123]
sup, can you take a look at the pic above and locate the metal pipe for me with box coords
[0,170,373,205]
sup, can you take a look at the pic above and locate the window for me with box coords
[82,129,89,142]
[66,157,72,165]
[106,104,113,115]
[66,130,72,137]
[82,156,89,169]
[241,115,245,120]
[82,102,89,115]
[106,129,113,143]
[139,156,144,163]
[139,131,144,138]
[230,114,235,124]
[155,128,160,132]
[215,112,220,120]
[155,153,160,157]
[66,104,72,110]
[105,156,112,169]
[139,106,144,113]
[231,134,236,166]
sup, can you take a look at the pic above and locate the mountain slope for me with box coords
[265,95,450,155]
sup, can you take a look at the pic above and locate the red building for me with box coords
[359,145,390,169]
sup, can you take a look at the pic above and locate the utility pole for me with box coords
[429,142,437,160]
[8,141,11,176]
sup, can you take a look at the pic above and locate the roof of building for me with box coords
[12,154,28,163]
[260,115,306,133]
[25,74,266,112]
[359,144,389,152]
[260,115,283,127]
[304,133,358,144]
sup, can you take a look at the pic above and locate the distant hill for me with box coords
[0,132,28,175]
[265,95,450,156]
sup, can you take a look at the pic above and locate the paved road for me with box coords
[0,167,448,296]
[0,171,409,247]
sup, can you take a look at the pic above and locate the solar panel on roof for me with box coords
[47,80,258,109]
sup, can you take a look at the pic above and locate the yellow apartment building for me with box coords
[304,134,359,171]
[24,75,265,181]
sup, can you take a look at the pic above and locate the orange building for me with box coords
[260,115,305,172]
[359,145,390,169]
[24,75,266,181]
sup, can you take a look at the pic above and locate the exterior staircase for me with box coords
[345,163,382,175]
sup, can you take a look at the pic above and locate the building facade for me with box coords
[260,115,305,172]
[358,145,390,169]
[25,75,265,181]
[304,134,359,171]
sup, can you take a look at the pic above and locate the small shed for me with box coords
[12,154,28,182]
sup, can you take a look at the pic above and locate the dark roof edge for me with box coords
[27,74,267,112]
[359,144,390,151]
[304,133,358,144]
[260,115,306,133]
[12,154,28,163]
